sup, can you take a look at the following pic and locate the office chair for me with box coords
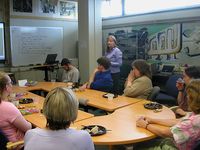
[0,129,8,150]
[193,141,200,150]
[147,86,160,101]
[0,130,24,150]
[155,74,182,106]
[118,64,132,95]
[0,129,24,150]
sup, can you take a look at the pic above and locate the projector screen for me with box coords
[0,22,6,61]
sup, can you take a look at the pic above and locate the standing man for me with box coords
[105,35,122,95]
[57,58,79,84]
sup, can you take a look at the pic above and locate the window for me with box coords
[101,0,122,18]
[0,22,6,61]
[125,0,200,15]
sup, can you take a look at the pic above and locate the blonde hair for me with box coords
[43,87,79,130]
[186,79,200,114]
[107,35,117,44]
[0,72,9,103]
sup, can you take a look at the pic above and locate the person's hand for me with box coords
[176,78,184,91]
[93,68,99,74]
[136,117,148,129]
[79,84,87,91]
[127,70,134,82]
[144,116,151,124]
[86,83,90,89]
[175,108,186,116]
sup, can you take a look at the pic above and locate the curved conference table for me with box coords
[13,82,175,149]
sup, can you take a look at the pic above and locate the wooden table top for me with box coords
[14,82,142,112]
[24,110,94,128]
[14,86,94,129]
[13,83,175,147]
[73,100,175,145]
[75,89,142,112]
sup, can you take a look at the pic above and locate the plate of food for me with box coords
[81,125,106,136]
[19,98,33,104]
[144,102,163,110]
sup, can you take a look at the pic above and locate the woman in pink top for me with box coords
[0,72,32,142]
[136,79,200,150]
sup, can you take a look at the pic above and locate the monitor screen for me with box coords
[44,54,57,64]
[0,22,6,61]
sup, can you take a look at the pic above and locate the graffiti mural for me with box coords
[103,21,200,68]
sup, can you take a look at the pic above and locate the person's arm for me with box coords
[13,115,32,132]
[136,117,176,138]
[146,117,180,127]
[124,70,135,87]
[176,81,185,105]
[124,77,150,97]
[90,74,112,91]
[71,69,79,83]
[177,91,184,104]
[110,49,122,67]
[175,108,187,116]
[87,68,98,88]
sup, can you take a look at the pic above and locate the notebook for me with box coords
[44,54,57,65]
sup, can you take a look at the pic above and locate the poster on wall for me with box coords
[59,0,77,19]
[12,0,33,13]
[10,0,78,20]
[39,0,58,14]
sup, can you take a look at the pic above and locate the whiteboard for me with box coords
[10,26,63,66]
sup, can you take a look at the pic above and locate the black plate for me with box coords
[102,93,118,98]
[144,102,163,110]
[19,98,33,104]
[81,125,106,136]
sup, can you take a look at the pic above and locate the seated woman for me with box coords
[0,72,32,142]
[123,59,152,99]
[136,79,200,150]
[24,87,94,150]
[80,56,113,93]
[175,66,200,116]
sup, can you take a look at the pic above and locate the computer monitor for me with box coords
[161,65,175,73]
[44,54,57,64]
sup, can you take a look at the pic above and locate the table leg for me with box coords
[44,68,48,81]
[108,145,113,150]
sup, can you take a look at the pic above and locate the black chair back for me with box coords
[165,74,182,98]
[147,86,160,101]
[0,129,8,150]
[193,140,200,150]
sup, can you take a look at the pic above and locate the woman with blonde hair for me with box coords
[24,87,94,150]
[136,79,200,150]
[105,35,122,95]
[0,72,31,142]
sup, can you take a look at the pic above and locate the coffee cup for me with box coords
[107,93,114,100]
[177,78,184,86]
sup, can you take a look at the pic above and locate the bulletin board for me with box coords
[10,26,63,66]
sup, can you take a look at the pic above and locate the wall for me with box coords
[102,8,200,71]
[9,18,78,81]
[1,0,79,82]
